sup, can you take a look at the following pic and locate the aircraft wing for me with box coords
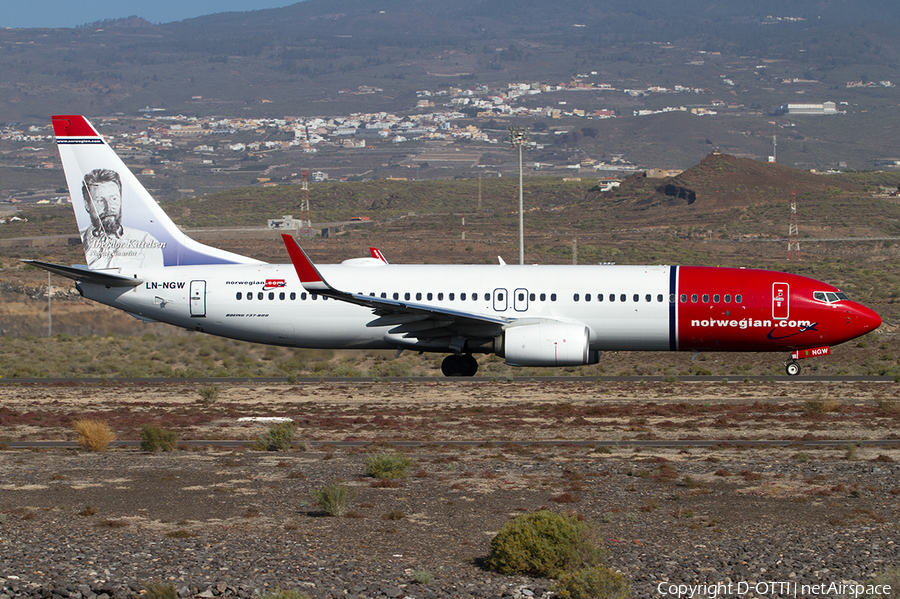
[281,235,510,341]
[23,260,144,287]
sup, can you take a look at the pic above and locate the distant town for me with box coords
[1,67,894,207]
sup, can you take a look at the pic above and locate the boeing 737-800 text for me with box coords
[27,115,881,377]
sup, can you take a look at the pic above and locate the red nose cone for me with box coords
[850,302,882,337]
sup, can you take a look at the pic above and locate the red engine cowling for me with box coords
[498,322,600,366]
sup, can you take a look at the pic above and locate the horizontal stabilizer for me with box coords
[23,260,143,287]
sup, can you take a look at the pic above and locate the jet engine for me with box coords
[497,322,600,367]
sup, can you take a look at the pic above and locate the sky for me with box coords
[2,1,301,29]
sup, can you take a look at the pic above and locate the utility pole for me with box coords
[298,169,312,238]
[509,127,529,265]
[788,190,800,260]
[47,272,52,337]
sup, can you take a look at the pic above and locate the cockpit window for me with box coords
[815,291,848,303]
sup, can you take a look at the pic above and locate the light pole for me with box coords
[509,127,529,265]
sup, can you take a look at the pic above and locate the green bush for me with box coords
[842,569,900,599]
[485,510,606,578]
[365,450,413,479]
[312,483,358,517]
[552,566,632,599]
[255,421,296,451]
[142,580,177,599]
[140,424,178,452]
[257,590,312,599]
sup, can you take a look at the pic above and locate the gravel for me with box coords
[1,444,898,598]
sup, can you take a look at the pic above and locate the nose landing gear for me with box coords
[441,354,479,377]
[784,360,801,376]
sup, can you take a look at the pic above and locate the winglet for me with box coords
[281,234,331,293]
[369,247,388,264]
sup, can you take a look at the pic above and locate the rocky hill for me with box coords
[600,153,864,213]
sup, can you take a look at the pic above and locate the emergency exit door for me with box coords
[772,282,789,320]
[190,280,207,317]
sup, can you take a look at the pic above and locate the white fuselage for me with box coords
[85,261,674,351]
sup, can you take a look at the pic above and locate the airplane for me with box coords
[27,115,881,377]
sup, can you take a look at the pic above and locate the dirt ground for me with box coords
[0,381,899,599]
[1,380,899,444]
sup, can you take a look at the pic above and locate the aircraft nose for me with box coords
[849,302,882,335]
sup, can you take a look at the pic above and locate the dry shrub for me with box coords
[73,419,116,452]
[804,398,842,413]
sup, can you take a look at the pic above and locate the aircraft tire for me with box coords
[441,354,464,377]
[462,354,479,377]
[441,354,479,377]
[785,361,801,376]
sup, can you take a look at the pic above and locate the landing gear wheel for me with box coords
[441,354,479,377]
[785,361,801,376]
[441,354,464,377]
[461,354,479,377]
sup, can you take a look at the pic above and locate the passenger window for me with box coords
[380,292,387,298]
[473,293,478,301]
[393,292,399,300]
[268,292,275,300]
[633,294,639,302]
[585,294,591,302]
[551,293,557,301]
[311,294,318,300]
[257,292,264,300]
[461,293,467,301]
[574,293,580,302]
[416,292,422,300]
[279,292,285,300]
[404,292,410,300]
[530,293,535,301]
[598,294,604,302]
[669,294,676,303]
[540,293,546,301]
[724,294,731,303]
[735,294,742,303]
[658,294,664,302]
[247,293,253,301]
[691,294,698,303]
[291,292,297,300]
[646,294,652,302]
[702,294,709,303]
[236,292,242,300]
[301,292,307,300]
[610,294,616,303]
[449,293,455,300]
[713,294,720,303]
[484,293,491,301]
[680,294,687,303]
[427,292,433,300]
[438,293,444,300]
[620,294,626,302]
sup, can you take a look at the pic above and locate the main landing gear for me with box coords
[441,354,479,377]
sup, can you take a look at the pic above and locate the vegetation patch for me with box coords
[485,510,606,578]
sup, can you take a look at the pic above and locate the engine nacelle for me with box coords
[498,322,600,367]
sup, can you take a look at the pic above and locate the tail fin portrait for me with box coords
[52,115,260,270]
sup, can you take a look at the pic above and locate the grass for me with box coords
[72,419,116,452]
[365,450,413,479]
[311,483,358,517]
[0,326,896,379]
